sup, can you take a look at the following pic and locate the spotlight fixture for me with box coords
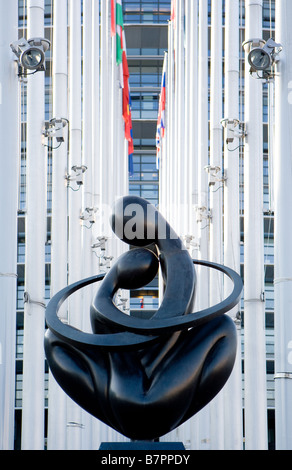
[43,117,69,143]
[42,117,69,150]
[10,37,51,74]
[242,38,282,78]
[66,165,88,189]
[220,118,247,145]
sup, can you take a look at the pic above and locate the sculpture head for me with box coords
[110,195,178,248]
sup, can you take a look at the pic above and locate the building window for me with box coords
[123,1,171,24]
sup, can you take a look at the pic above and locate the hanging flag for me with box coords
[156,57,167,169]
[111,0,116,37]
[121,32,134,175]
[171,0,176,27]
[116,0,124,65]
[112,1,134,175]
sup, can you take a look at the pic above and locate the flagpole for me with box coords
[223,0,243,450]
[209,0,224,449]
[0,0,19,450]
[90,0,104,450]
[243,0,268,450]
[176,0,186,238]
[47,0,68,450]
[187,0,200,450]
[63,0,84,451]
[167,19,175,228]
[197,0,210,449]
[21,0,46,449]
[189,0,198,246]
[173,0,179,233]
[274,0,292,450]
[80,0,96,448]
[184,0,190,239]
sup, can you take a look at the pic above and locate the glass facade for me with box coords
[123,0,171,23]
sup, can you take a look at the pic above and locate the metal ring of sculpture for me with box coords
[45,259,242,350]
[44,196,243,441]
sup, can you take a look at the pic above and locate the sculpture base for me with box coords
[99,441,185,450]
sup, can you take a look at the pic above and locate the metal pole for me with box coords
[274,0,292,450]
[80,0,95,449]
[189,0,198,243]
[187,0,200,450]
[173,0,179,233]
[197,0,210,450]
[166,20,175,229]
[0,0,19,450]
[223,0,243,450]
[22,0,46,450]
[47,0,68,450]
[209,0,224,449]
[177,0,186,237]
[243,0,268,450]
[90,0,101,449]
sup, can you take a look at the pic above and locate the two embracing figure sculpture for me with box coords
[44,195,243,441]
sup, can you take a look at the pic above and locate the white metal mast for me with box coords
[189,0,198,244]
[166,17,175,229]
[80,0,95,449]
[197,0,210,450]
[0,0,19,450]
[209,0,224,449]
[65,0,84,450]
[223,0,243,450]
[274,0,292,450]
[243,0,268,450]
[90,0,101,450]
[176,0,186,237]
[47,0,69,450]
[22,0,46,450]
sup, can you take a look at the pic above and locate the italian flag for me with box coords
[112,0,124,65]
[111,0,134,173]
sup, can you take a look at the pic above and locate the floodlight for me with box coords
[43,117,69,143]
[243,38,282,76]
[10,37,50,73]
[21,47,44,70]
[248,47,272,71]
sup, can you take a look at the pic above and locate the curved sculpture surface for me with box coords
[44,196,243,441]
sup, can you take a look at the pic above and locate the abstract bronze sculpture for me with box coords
[45,196,243,441]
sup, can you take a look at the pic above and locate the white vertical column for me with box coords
[176,0,186,237]
[274,0,292,450]
[166,20,175,228]
[90,0,101,450]
[92,0,101,237]
[81,0,93,323]
[186,0,200,450]
[209,0,224,450]
[223,0,243,450]
[198,0,210,287]
[80,0,94,450]
[0,0,19,450]
[47,0,68,450]
[189,0,198,242]
[184,0,190,235]
[172,0,179,232]
[22,0,46,450]
[100,0,110,225]
[243,0,268,450]
[197,0,210,450]
[66,0,83,451]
